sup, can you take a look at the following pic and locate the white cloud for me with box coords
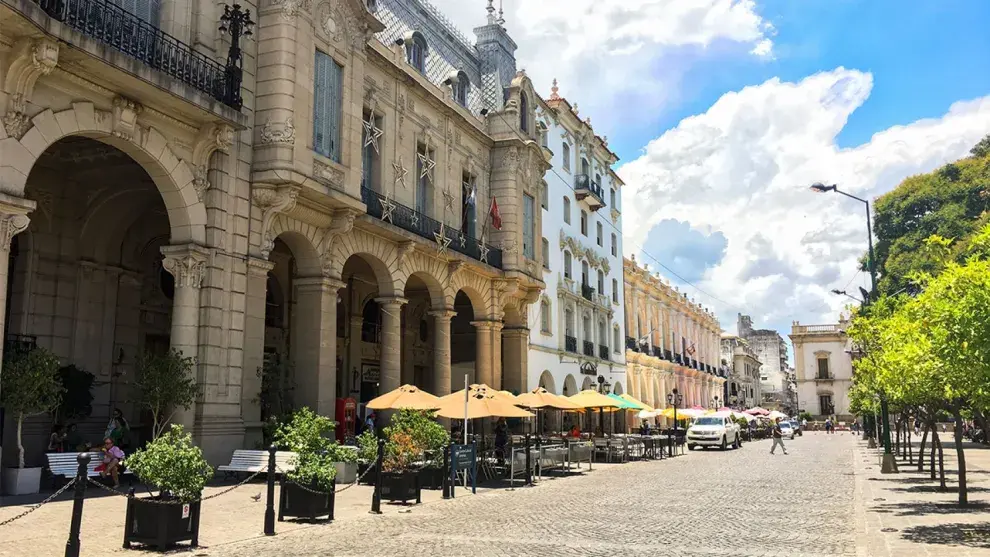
[618,68,990,336]
[429,0,773,131]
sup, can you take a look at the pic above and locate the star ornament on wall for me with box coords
[442,187,456,214]
[379,195,397,223]
[418,151,436,181]
[478,240,490,264]
[435,223,452,257]
[392,158,408,189]
[363,115,383,154]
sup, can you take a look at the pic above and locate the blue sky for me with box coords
[610,0,990,162]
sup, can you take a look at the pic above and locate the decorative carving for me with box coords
[161,250,208,289]
[253,185,300,257]
[110,96,142,140]
[396,241,415,269]
[274,0,310,19]
[392,157,408,190]
[3,38,59,137]
[313,159,345,189]
[0,213,30,251]
[447,260,464,280]
[192,165,210,202]
[2,95,30,139]
[187,122,233,202]
[260,117,295,144]
[499,146,519,171]
[319,209,357,277]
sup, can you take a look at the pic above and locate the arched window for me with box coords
[597,269,604,294]
[561,143,570,171]
[581,261,589,286]
[564,308,574,335]
[405,31,427,73]
[562,196,571,224]
[519,92,529,132]
[598,319,606,348]
[612,278,618,303]
[581,158,590,177]
[613,325,620,353]
[450,70,469,107]
[540,298,551,333]
[563,250,572,279]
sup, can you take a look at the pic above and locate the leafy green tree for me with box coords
[971,133,990,158]
[125,424,213,502]
[134,350,198,439]
[0,347,64,468]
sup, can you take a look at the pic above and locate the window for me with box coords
[611,233,617,257]
[540,181,548,209]
[564,251,572,279]
[565,308,574,335]
[819,394,833,416]
[598,320,606,348]
[596,222,603,246]
[597,269,604,294]
[581,261,589,286]
[361,109,382,192]
[594,173,602,191]
[406,32,427,73]
[451,71,469,106]
[612,279,618,303]
[581,158,590,177]
[562,143,570,171]
[538,122,548,148]
[416,143,434,216]
[541,238,550,269]
[519,92,529,132]
[117,0,160,23]
[562,197,571,224]
[817,357,830,379]
[540,299,551,333]
[523,193,535,259]
[610,188,616,207]
[580,210,587,235]
[313,51,343,162]
[613,326,620,353]
[461,172,476,237]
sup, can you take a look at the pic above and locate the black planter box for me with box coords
[358,461,378,485]
[418,466,444,490]
[381,470,421,504]
[278,478,335,522]
[123,496,200,550]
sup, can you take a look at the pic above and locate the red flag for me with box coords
[488,196,502,230]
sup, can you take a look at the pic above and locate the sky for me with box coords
[432,0,990,351]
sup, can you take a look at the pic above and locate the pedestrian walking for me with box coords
[770,418,787,455]
[824,418,833,434]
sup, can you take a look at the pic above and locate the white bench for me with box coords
[45,452,132,489]
[216,449,298,480]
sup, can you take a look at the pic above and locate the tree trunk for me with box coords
[918,423,929,472]
[952,409,968,505]
[907,420,913,464]
[16,413,25,469]
[930,428,937,481]
[936,431,947,491]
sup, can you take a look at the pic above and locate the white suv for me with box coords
[687,416,742,451]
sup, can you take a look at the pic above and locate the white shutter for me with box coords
[313,52,343,162]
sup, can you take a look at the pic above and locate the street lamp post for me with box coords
[711,395,720,409]
[667,388,684,433]
[811,182,896,473]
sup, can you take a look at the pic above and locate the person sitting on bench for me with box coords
[98,437,125,488]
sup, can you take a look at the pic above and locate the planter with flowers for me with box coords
[122,425,213,550]
[380,410,449,502]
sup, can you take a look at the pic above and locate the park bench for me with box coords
[45,452,133,490]
[216,449,298,481]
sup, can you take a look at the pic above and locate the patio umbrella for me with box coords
[618,393,653,411]
[569,389,622,409]
[366,384,441,411]
[516,387,582,410]
[660,407,704,420]
[435,384,534,420]
[744,406,770,416]
[768,410,789,420]
[606,393,640,410]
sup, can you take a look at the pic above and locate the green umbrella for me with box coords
[607,393,640,410]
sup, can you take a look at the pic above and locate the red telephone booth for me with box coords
[335,397,357,442]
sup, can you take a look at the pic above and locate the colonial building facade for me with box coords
[623,256,725,413]
[789,318,853,420]
[0,0,548,466]
[527,81,626,400]
[720,334,762,409]
[737,313,789,406]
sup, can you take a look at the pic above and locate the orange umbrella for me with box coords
[569,389,622,409]
[435,384,533,419]
[366,384,441,411]
[516,387,582,410]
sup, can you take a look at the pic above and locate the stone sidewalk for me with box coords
[853,433,990,557]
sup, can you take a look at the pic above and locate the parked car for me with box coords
[789,420,803,437]
[779,421,796,440]
[687,416,742,451]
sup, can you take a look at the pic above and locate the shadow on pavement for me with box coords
[871,501,990,517]
[887,485,989,494]
[901,522,990,549]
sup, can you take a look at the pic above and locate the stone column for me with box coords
[292,276,345,415]
[492,322,505,390]
[242,257,275,444]
[428,309,457,396]
[347,314,363,397]
[0,202,31,360]
[502,326,527,394]
[471,320,495,387]
[401,309,416,386]
[161,244,210,429]
[377,297,408,397]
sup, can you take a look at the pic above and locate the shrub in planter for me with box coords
[122,425,213,550]
[356,429,378,485]
[273,408,339,521]
[1,347,64,495]
[380,432,422,504]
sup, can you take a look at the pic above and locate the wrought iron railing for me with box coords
[651,346,663,359]
[574,174,606,207]
[599,344,610,361]
[625,336,637,352]
[582,340,594,357]
[580,283,595,301]
[34,0,241,108]
[4,334,37,355]
[362,187,502,268]
[565,335,578,353]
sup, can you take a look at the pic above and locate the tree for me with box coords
[134,350,199,439]
[0,347,64,468]
[971,134,990,158]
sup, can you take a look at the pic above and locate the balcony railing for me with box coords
[4,334,37,355]
[626,336,638,352]
[815,373,836,381]
[35,0,241,108]
[599,344,610,361]
[583,340,595,357]
[362,187,502,268]
[651,346,663,359]
[664,349,672,361]
[565,335,578,353]
[580,283,595,301]
[574,174,606,210]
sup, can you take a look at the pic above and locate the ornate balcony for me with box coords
[651,346,663,358]
[626,336,638,352]
[565,335,578,354]
[362,187,502,268]
[583,340,595,357]
[599,344,610,361]
[4,334,37,355]
[664,349,673,361]
[580,283,595,302]
[574,174,606,211]
[33,0,243,108]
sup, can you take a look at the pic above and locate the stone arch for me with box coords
[612,381,623,395]
[1,102,207,244]
[448,272,492,320]
[269,215,324,276]
[562,374,578,397]
[538,370,556,394]
[581,376,594,391]
[77,187,165,263]
[329,229,400,296]
[397,251,447,309]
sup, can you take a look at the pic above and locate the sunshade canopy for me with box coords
[618,393,653,411]
[606,393,641,410]
[516,387,583,410]
[569,389,622,409]
[366,384,441,411]
[744,406,770,416]
[435,384,533,419]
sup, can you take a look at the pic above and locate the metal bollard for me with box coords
[524,433,532,486]
[370,437,384,514]
[442,442,451,499]
[264,444,277,536]
[64,453,91,557]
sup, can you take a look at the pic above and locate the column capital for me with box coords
[470,319,499,331]
[160,244,210,289]
[247,257,275,277]
[0,193,33,252]
[375,296,408,308]
[295,275,347,292]
[427,308,458,321]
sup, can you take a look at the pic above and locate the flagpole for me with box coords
[479,196,493,242]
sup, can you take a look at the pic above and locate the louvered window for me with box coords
[313,51,343,162]
[114,0,160,23]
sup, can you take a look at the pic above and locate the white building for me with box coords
[720,335,762,408]
[789,318,854,420]
[737,314,789,398]
[526,81,627,398]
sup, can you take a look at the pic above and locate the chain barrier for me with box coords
[85,468,265,505]
[277,461,378,495]
[0,478,76,527]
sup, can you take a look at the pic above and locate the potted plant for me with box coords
[1,347,64,495]
[273,408,338,522]
[356,429,378,485]
[122,425,213,550]
[133,350,198,440]
[390,410,449,490]
[330,443,358,484]
[379,409,447,501]
[380,431,422,504]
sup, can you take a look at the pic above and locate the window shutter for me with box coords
[313,52,343,162]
